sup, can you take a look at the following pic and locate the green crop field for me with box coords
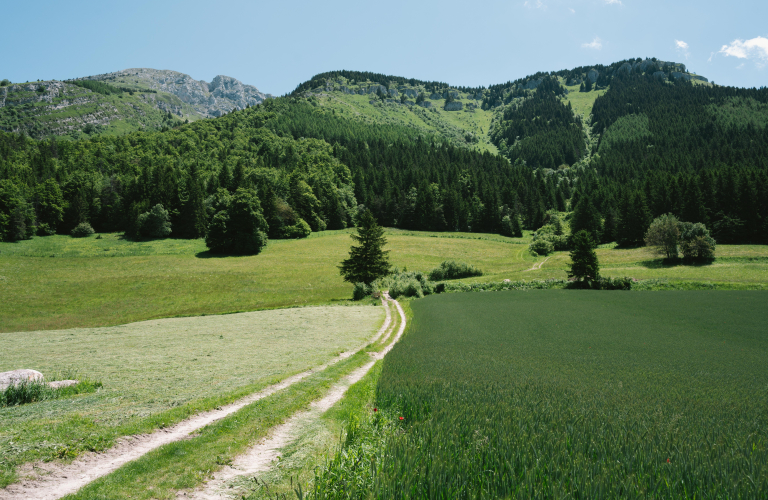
[0,304,384,487]
[338,290,768,498]
[2,231,768,332]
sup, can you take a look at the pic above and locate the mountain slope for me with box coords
[0,69,271,140]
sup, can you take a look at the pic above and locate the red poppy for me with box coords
[399,417,404,420]
[667,458,671,463]
[373,408,378,412]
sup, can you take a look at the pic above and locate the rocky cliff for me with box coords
[87,68,269,118]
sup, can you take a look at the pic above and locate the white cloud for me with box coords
[707,52,715,63]
[524,0,545,8]
[675,39,690,59]
[719,36,768,61]
[604,0,623,5]
[569,7,576,14]
[582,37,603,50]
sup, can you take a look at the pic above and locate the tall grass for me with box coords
[1,379,101,407]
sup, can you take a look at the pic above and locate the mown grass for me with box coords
[2,232,768,332]
[315,291,768,498]
[61,300,402,499]
[0,305,384,487]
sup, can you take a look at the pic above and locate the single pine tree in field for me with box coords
[568,230,599,283]
[339,209,391,285]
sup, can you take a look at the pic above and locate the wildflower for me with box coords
[667,458,671,463]
[373,408,378,412]
[399,416,404,421]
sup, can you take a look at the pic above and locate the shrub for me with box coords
[137,203,172,239]
[529,238,554,256]
[352,282,373,301]
[70,222,95,238]
[281,218,311,239]
[377,269,432,299]
[0,79,10,87]
[680,222,716,261]
[428,261,483,281]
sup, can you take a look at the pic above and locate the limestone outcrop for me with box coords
[95,68,268,118]
[444,101,463,111]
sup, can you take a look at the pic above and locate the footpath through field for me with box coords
[0,299,397,500]
[184,295,407,499]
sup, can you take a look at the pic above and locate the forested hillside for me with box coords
[1,58,767,250]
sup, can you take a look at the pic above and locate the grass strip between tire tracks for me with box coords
[62,300,401,500]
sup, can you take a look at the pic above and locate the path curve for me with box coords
[524,255,551,272]
[186,295,407,500]
[0,300,393,500]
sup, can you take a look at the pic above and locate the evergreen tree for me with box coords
[176,165,206,239]
[338,209,390,285]
[570,193,602,243]
[617,191,650,246]
[568,230,599,283]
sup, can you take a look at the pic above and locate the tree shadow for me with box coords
[639,258,715,269]
[195,250,240,259]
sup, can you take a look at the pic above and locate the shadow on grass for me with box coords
[639,258,716,269]
[195,251,248,259]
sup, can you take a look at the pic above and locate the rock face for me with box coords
[653,71,667,80]
[418,101,432,108]
[429,93,442,100]
[94,68,268,118]
[0,369,43,390]
[587,69,599,83]
[444,101,463,111]
[400,88,419,98]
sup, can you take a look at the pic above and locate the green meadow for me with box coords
[2,231,768,332]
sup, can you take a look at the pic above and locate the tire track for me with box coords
[0,301,393,500]
[185,295,406,500]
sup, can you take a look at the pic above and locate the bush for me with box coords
[70,222,94,238]
[377,269,432,299]
[428,260,483,281]
[680,222,716,261]
[352,282,373,301]
[529,238,554,256]
[281,218,311,239]
[0,79,10,87]
[137,203,172,239]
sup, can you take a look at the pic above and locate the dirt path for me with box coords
[0,301,393,500]
[184,295,407,500]
[525,255,551,272]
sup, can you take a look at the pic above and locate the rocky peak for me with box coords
[91,68,268,118]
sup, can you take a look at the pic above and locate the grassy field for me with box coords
[2,231,768,332]
[0,304,384,487]
[319,290,768,498]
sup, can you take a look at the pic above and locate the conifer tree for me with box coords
[570,193,602,243]
[339,210,390,285]
[568,230,599,283]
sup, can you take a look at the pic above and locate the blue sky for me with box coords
[2,0,766,94]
